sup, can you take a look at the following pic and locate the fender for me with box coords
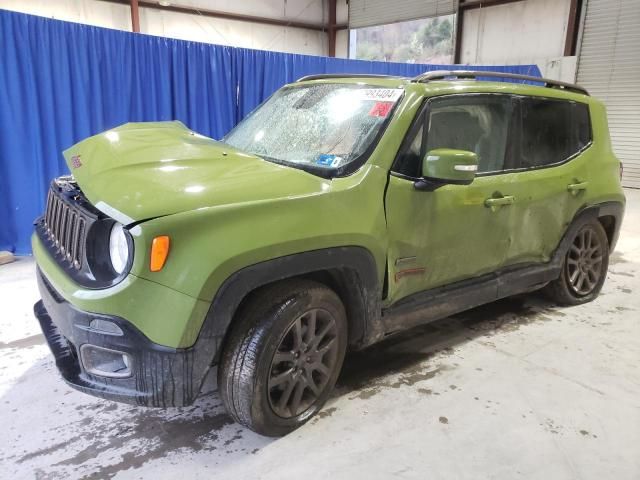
[199,246,383,364]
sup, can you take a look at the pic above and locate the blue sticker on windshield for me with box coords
[316,154,336,166]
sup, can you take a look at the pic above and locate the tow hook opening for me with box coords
[80,344,132,378]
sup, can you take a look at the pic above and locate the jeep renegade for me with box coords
[33,71,625,436]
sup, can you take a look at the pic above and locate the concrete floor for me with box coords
[1,190,639,480]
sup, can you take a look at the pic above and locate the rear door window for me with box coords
[515,97,592,169]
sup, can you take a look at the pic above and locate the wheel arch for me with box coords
[204,246,383,364]
[552,201,624,268]
[597,214,618,251]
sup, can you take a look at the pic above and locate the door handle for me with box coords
[567,181,588,195]
[484,195,515,211]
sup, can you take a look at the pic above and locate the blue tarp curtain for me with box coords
[0,9,542,254]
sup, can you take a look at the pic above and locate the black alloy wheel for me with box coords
[566,225,605,296]
[268,308,339,418]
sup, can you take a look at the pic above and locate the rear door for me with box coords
[502,96,593,265]
[384,93,518,304]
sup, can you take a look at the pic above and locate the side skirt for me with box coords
[381,262,559,335]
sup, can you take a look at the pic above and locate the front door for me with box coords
[384,94,518,305]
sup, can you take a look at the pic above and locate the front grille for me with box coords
[37,179,127,289]
[43,186,87,270]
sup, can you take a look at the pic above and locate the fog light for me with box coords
[80,345,132,378]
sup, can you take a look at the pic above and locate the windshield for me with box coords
[223,83,403,174]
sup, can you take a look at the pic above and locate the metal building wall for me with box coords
[577,0,640,188]
[348,0,457,28]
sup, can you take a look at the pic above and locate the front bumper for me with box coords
[34,270,214,407]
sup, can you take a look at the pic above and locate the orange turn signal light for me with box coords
[150,236,170,272]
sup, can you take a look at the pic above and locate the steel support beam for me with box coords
[328,0,337,57]
[130,0,140,32]
[453,1,464,63]
[460,0,525,10]
[563,0,582,56]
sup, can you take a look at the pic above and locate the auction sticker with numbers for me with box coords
[355,88,403,102]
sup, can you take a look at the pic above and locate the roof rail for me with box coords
[296,73,404,82]
[411,70,589,96]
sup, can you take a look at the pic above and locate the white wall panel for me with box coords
[335,29,349,58]
[0,0,331,56]
[0,0,131,30]
[140,8,327,55]
[460,0,572,64]
[169,0,325,24]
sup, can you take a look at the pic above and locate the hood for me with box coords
[63,122,328,224]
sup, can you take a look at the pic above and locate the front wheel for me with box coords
[545,220,609,305]
[218,279,347,436]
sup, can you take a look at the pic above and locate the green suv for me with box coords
[33,71,624,436]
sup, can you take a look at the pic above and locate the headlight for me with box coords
[108,223,130,274]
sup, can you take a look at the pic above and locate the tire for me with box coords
[544,220,609,306]
[218,279,348,436]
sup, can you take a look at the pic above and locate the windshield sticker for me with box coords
[316,154,344,167]
[356,88,403,102]
[369,102,394,117]
[331,156,345,167]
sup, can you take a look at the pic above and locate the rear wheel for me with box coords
[218,279,347,436]
[545,220,609,305]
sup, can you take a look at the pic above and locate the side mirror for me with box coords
[415,148,478,191]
